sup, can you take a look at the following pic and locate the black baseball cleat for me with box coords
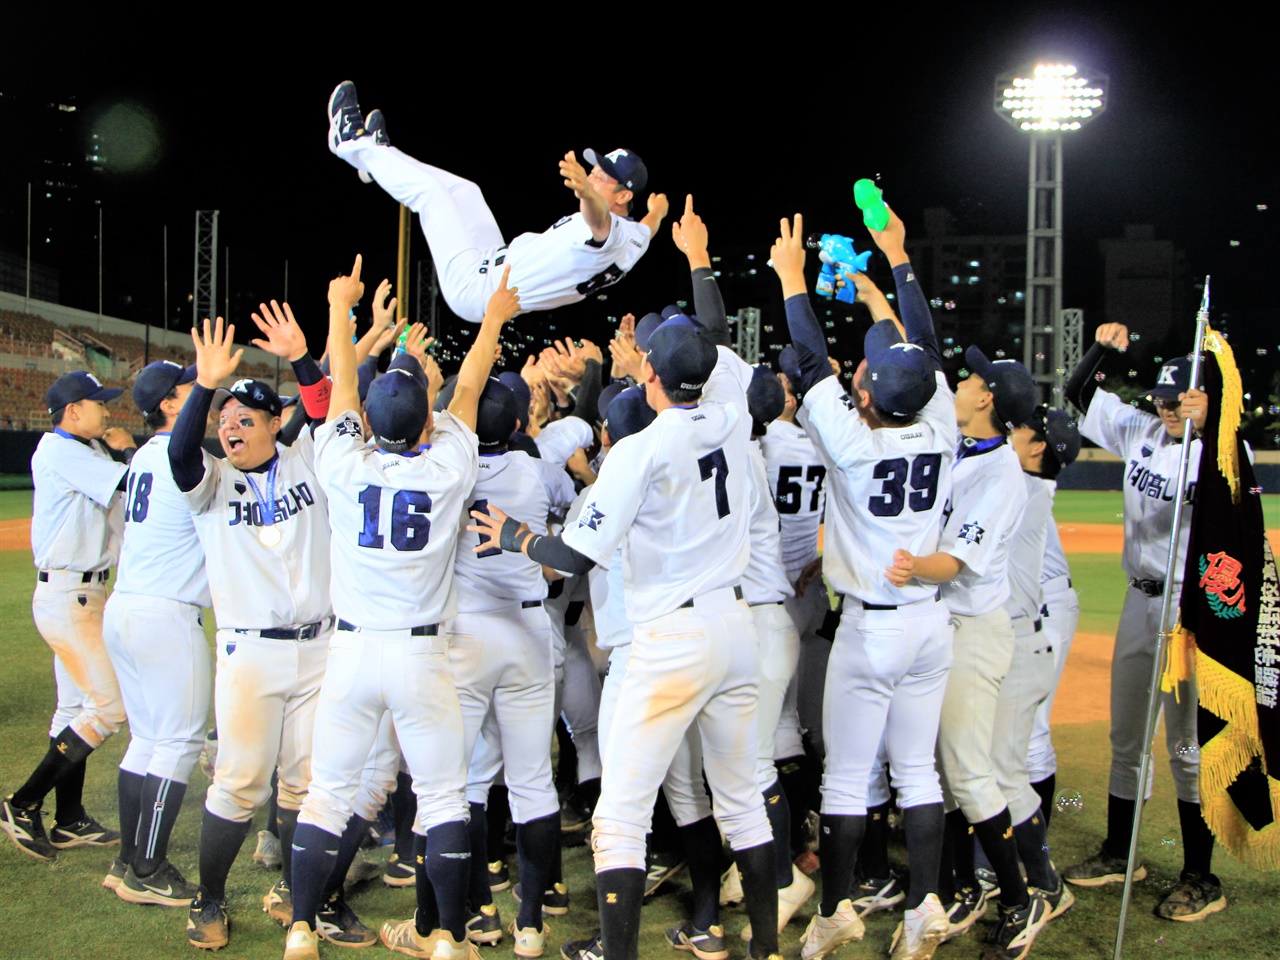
[327,81,367,155]
[116,859,199,907]
[317,892,378,946]
[560,935,604,960]
[50,813,120,848]
[357,109,390,184]
[2,795,57,861]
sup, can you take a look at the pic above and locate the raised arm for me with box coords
[672,195,731,347]
[448,266,521,431]
[1066,323,1128,414]
[170,317,242,491]
[250,299,329,420]
[325,254,366,422]
[859,206,942,370]
[640,192,670,240]
[771,214,833,397]
[560,151,612,242]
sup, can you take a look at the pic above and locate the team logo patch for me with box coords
[234,482,247,495]
[579,504,606,531]
[335,417,362,438]
[1141,446,1153,458]
[958,522,985,544]
[1156,364,1179,386]
[1199,551,1246,619]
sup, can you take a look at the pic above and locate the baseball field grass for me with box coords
[1,489,1278,959]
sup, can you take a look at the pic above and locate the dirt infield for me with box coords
[0,518,29,552]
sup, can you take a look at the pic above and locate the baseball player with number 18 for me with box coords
[327,81,668,323]
[3,372,132,862]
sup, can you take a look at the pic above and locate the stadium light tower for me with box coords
[995,63,1107,402]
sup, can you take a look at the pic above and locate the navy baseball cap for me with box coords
[46,371,124,413]
[597,381,626,422]
[1039,406,1081,467]
[497,372,532,422]
[213,378,285,418]
[863,321,936,418]
[604,386,656,442]
[437,376,518,450]
[634,313,664,351]
[645,323,717,395]
[747,365,785,435]
[583,147,648,195]
[1146,355,1194,400]
[661,305,683,320]
[365,367,429,453]
[133,360,197,416]
[964,346,1037,431]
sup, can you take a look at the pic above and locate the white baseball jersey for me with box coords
[1004,473,1055,623]
[535,416,594,467]
[182,429,332,629]
[562,346,753,623]
[30,430,126,572]
[939,442,1027,617]
[315,409,478,628]
[759,418,826,576]
[454,449,549,612]
[507,213,651,313]
[1042,517,1070,583]
[798,372,956,606]
[115,434,211,607]
[1080,388,1200,582]
[741,440,792,606]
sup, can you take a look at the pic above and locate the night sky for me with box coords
[3,6,1274,390]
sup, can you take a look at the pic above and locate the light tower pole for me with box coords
[994,63,1106,402]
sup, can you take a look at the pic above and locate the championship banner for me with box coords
[1167,328,1280,869]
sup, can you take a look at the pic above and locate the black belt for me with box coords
[521,600,542,609]
[679,585,743,609]
[237,618,330,640]
[1129,578,1164,597]
[337,619,438,636]
[1034,617,1043,633]
[749,600,785,607]
[860,591,941,612]
[38,569,109,584]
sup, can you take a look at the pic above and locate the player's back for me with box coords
[116,435,210,607]
[801,372,956,606]
[316,410,479,630]
[455,449,550,612]
[760,418,826,576]
[508,213,650,312]
[30,431,125,572]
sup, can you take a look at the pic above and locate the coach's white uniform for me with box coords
[936,440,1028,823]
[105,434,211,784]
[760,418,828,759]
[342,142,651,323]
[300,410,479,838]
[447,449,558,825]
[564,347,769,871]
[1080,388,1201,802]
[30,430,127,748]
[798,372,955,817]
[183,429,332,823]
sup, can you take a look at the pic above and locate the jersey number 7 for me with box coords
[698,448,730,519]
[356,485,432,551]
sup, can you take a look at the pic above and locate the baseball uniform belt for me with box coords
[235,617,333,640]
[679,585,744,609]
[521,600,543,609]
[1129,578,1164,597]
[38,569,110,584]
[748,599,785,607]
[1014,616,1044,633]
[336,619,439,636]
[857,591,941,612]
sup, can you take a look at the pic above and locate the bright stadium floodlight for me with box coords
[995,63,1108,401]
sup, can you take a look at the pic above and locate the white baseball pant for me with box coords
[820,598,952,816]
[592,589,768,871]
[992,617,1057,824]
[300,626,468,837]
[1026,576,1079,782]
[751,602,800,790]
[32,572,124,748]
[205,628,327,822]
[103,593,210,783]
[783,579,831,756]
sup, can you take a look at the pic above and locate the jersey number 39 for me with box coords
[868,454,941,517]
[356,485,432,551]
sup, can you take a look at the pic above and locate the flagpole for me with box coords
[1112,276,1212,960]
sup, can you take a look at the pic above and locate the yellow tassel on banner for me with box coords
[1160,622,1195,701]
[1201,327,1243,503]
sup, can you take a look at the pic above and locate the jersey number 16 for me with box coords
[356,485,432,551]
